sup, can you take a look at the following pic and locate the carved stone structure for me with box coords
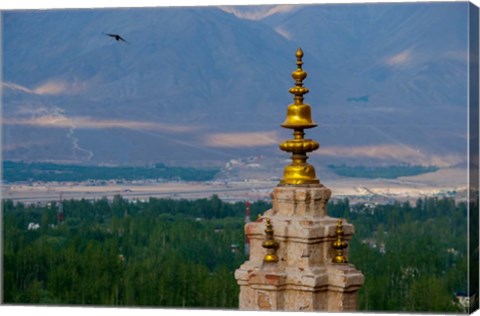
[234,49,364,312]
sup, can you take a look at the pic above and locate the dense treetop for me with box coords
[2,161,219,183]
[3,195,472,312]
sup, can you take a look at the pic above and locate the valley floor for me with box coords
[1,167,468,205]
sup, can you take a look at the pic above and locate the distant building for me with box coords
[27,222,40,230]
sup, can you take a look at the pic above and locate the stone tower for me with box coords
[235,48,364,312]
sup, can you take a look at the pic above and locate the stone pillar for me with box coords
[235,184,364,311]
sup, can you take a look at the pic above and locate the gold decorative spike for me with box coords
[262,218,279,263]
[279,48,320,185]
[332,219,348,263]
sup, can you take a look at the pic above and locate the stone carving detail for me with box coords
[257,292,272,310]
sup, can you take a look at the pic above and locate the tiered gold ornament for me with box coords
[262,218,279,263]
[279,48,320,185]
[332,219,349,263]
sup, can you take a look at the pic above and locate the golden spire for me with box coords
[279,48,320,185]
[332,219,348,263]
[262,218,279,263]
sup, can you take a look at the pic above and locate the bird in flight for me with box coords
[105,33,129,44]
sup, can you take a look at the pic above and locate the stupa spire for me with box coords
[235,48,364,312]
[279,48,320,185]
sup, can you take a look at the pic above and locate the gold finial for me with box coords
[279,48,320,185]
[290,48,309,105]
[332,219,348,263]
[262,218,279,263]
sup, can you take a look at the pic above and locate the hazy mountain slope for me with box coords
[3,8,298,124]
[263,2,468,107]
[2,7,305,165]
[1,3,470,168]
[260,2,469,167]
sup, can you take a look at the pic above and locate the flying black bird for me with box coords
[105,33,129,44]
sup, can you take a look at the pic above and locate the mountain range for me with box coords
[1,2,472,170]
